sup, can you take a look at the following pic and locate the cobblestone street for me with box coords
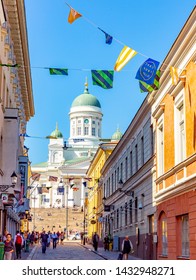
[27,241,105,260]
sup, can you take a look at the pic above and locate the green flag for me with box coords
[0,63,19,67]
[91,70,114,89]
[49,68,68,75]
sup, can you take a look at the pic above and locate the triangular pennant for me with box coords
[114,46,137,71]
[98,28,113,45]
[68,8,82,24]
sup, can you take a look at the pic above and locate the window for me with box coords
[140,194,144,221]
[111,173,114,194]
[157,121,164,176]
[92,120,96,125]
[117,167,119,183]
[84,127,89,135]
[41,195,47,204]
[162,218,168,256]
[181,214,189,257]
[135,197,138,223]
[150,125,154,156]
[135,144,138,171]
[130,151,133,176]
[125,157,128,181]
[141,136,144,166]
[77,127,81,135]
[120,162,123,182]
[125,203,128,226]
[129,200,133,224]
[175,101,185,164]
[120,206,123,228]
[77,120,81,124]
[116,209,119,229]
[114,170,117,191]
[92,127,96,136]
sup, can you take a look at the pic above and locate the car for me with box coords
[68,233,81,240]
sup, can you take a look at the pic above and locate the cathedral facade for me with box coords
[30,82,103,211]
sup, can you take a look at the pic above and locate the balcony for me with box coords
[155,153,196,203]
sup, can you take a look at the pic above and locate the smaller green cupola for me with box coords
[111,127,123,141]
[50,122,63,138]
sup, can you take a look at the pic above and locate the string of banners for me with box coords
[0,2,184,92]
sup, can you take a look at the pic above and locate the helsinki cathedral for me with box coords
[30,81,105,209]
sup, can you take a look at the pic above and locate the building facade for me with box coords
[152,8,196,260]
[101,101,157,259]
[86,138,120,242]
[0,0,34,236]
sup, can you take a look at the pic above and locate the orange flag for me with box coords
[68,8,82,24]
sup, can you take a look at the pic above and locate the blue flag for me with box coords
[135,58,159,85]
[98,28,113,45]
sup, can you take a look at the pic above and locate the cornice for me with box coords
[4,0,34,120]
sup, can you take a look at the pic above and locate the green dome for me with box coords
[71,86,101,108]
[111,128,123,141]
[50,123,63,138]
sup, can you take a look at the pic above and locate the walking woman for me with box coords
[122,235,134,260]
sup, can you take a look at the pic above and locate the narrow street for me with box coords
[28,241,104,260]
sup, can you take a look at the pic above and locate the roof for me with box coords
[71,85,101,108]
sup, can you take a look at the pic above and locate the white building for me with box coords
[30,82,104,209]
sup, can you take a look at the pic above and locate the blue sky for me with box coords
[24,0,195,164]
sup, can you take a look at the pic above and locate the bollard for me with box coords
[0,242,5,260]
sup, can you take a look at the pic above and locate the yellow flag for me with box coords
[114,46,137,71]
[170,66,179,85]
[68,8,82,24]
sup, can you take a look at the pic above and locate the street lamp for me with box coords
[0,171,18,192]
[59,178,69,240]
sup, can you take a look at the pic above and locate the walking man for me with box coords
[14,230,23,259]
[51,232,58,249]
[40,231,48,253]
[92,232,99,252]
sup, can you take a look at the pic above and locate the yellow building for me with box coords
[86,132,122,241]
[152,7,196,259]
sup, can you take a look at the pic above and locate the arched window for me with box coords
[159,211,168,256]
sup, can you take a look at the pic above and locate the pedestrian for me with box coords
[60,232,64,245]
[14,230,23,259]
[103,234,109,251]
[4,233,14,260]
[51,232,58,249]
[92,232,99,252]
[40,231,48,253]
[121,235,134,260]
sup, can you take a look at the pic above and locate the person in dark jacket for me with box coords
[103,234,110,251]
[4,233,14,260]
[121,235,134,260]
[92,232,99,252]
[40,231,48,253]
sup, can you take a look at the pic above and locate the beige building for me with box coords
[0,0,34,236]
[101,100,157,259]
